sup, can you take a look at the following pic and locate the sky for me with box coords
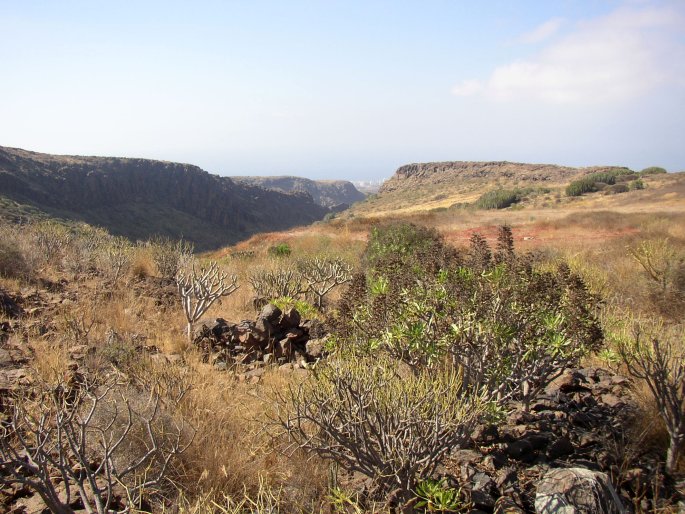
[0,0,684,181]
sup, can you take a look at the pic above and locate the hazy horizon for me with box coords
[1,0,684,181]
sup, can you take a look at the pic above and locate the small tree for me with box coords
[619,324,685,474]
[298,257,353,308]
[176,261,239,340]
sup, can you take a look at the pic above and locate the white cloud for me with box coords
[452,79,482,96]
[453,3,685,104]
[518,17,564,44]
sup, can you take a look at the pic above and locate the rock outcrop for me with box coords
[379,161,630,195]
[0,146,329,250]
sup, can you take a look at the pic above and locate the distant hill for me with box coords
[352,160,631,216]
[230,175,365,209]
[0,147,329,250]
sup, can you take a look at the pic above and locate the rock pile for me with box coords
[192,304,327,379]
[435,367,676,513]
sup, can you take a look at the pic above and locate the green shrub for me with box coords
[566,168,634,197]
[475,189,521,209]
[364,222,458,274]
[630,179,645,190]
[268,242,292,257]
[333,226,603,408]
[640,166,667,175]
[271,296,321,320]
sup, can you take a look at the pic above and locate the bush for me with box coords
[640,166,667,175]
[0,239,30,279]
[268,243,292,257]
[248,268,304,310]
[475,189,521,209]
[364,222,460,278]
[566,168,635,197]
[333,226,603,408]
[630,179,645,190]
[148,236,194,279]
[277,355,484,506]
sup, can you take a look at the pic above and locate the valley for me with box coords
[1,149,684,513]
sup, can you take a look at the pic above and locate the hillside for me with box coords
[0,146,329,250]
[230,175,365,209]
[353,160,631,216]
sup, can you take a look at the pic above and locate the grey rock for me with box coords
[535,468,625,514]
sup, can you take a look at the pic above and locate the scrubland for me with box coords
[0,172,684,512]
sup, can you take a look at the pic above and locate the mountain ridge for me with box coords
[0,146,329,250]
[230,175,365,209]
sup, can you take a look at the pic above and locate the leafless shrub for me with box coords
[62,224,110,275]
[149,237,194,280]
[0,377,193,514]
[31,220,73,267]
[628,238,685,319]
[248,268,304,310]
[297,257,353,309]
[96,236,133,285]
[618,322,685,474]
[277,356,484,506]
[177,261,239,340]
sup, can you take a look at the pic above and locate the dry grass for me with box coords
[1,176,684,511]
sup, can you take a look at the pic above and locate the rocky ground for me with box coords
[1,282,684,513]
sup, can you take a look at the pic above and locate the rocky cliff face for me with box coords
[230,175,365,209]
[0,147,329,250]
[379,161,625,194]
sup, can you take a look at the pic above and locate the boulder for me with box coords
[258,304,282,324]
[280,308,301,329]
[535,468,625,514]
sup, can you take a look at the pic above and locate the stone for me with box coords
[258,303,282,324]
[547,437,574,460]
[495,467,518,492]
[600,394,625,408]
[470,489,496,510]
[305,338,325,360]
[506,439,536,461]
[472,423,499,444]
[494,496,526,513]
[546,370,591,395]
[534,468,625,514]
[284,328,305,340]
[281,308,301,329]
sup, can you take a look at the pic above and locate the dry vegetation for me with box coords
[1,171,684,512]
